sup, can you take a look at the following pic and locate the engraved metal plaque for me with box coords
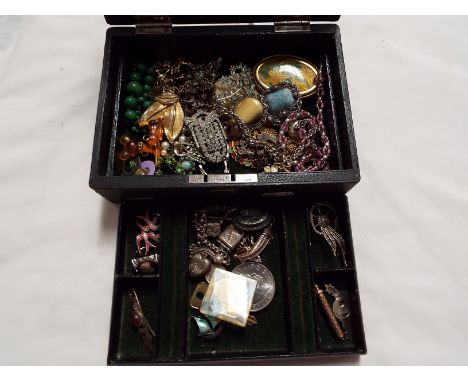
[234,174,258,183]
[206,174,232,183]
[217,223,246,251]
[188,174,205,183]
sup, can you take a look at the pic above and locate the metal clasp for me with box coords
[274,16,311,32]
[135,16,172,34]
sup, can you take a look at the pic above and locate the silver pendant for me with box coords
[188,253,212,278]
[217,223,246,251]
[189,243,229,267]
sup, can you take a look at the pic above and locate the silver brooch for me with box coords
[184,110,229,172]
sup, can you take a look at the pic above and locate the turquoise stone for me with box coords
[205,315,222,329]
[265,88,295,115]
[192,316,214,336]
[181,160,193,171]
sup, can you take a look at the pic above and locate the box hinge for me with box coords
[274,16,311,32]
[135,16,172,34]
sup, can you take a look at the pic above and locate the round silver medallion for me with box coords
[233,208,273,232]
[232,262,275,312]
[332,297,351,319]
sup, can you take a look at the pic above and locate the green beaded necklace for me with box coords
[123,63,156,134]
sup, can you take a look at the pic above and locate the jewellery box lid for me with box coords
[104,15,340,26]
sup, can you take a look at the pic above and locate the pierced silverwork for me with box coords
[309,203,347,267]
[185,110,229,171]
[214,63,259,111]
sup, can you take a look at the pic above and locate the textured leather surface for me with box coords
[1,16,468,366]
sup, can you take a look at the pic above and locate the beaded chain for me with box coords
[278,69,331,172]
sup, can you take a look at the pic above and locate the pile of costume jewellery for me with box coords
[116,55,331,176]
[187,206,276,339]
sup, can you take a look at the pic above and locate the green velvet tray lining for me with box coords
[107,196,365,365]
[185,203,291,359]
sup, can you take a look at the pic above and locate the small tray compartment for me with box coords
[108,277,160,365]
[312,270,366,354]
[115,204,162,277]
[185,203,291,360]
[306,197,355,269]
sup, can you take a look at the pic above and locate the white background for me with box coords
[0,16,467,365]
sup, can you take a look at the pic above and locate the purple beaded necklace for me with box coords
[278,69,331,172]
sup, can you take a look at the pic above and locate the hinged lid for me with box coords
[105,16,340,32]
[134,16,172,34]
[274,16,312,32]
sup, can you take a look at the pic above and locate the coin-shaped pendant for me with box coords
[233,208,273,232]
[332,297,351,320]
[232,262,275,312]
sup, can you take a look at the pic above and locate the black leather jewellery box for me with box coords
[89,16,366,365]
[89,16,360,203]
